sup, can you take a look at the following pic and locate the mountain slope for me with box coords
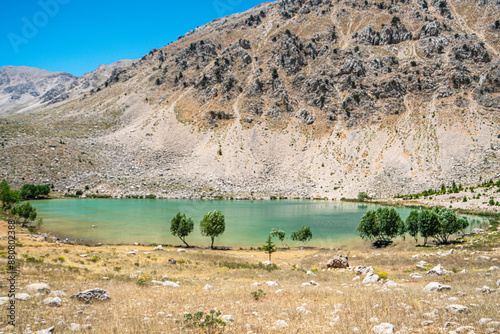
[0,0,498,200]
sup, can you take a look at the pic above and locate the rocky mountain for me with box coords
[0,0,499,199]
[0,60,134,115]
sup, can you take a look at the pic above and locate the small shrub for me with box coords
[183,310,226,331]
[251,289,266,301]
[378,271,389,279]
[57,256,66,263]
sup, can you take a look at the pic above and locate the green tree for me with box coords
[376,208,403,240]
[270,228,289,249]
[357,192,370,200]
[291,226,312,249]
[418,209,440,245]
[170,213,194,247]
[20,184,50,200]
[200,210,226,249]
[11,202,37,225]
[356,208,403,246]
[262,235,277,262]
[356,210,379,241]
[0,180,20,210]
[405,210,420,242]
[435,208,461,243]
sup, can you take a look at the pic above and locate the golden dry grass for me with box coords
[0,220,499,333]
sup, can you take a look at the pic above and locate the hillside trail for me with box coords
[447,0,498,57]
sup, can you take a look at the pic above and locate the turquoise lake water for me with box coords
[31,199,488,247]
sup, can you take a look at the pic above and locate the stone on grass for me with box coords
[372,323,394,334]
[203,284,213,290]
[301,280,320,287]
[262,260,272,266]
[426,264,451,276]
[446,304,471,314]
[70,288,110,303]
[416,261,428,268]
[36,327,55,334]
[43,297,62,307]
[478,318,492,325]
[168,258,177,264]
[306,270,314,275]
[409,273,423,279]
[326,255,349,268]
[476,286,495,294]
[161,281,181,288]
[25,283,51,293]
[266,281,280,287]
[383,280,403,289]
[0,297,9,305]
[423,282,451,292]
[363,273,380,284]
[15,293,32,300]
[274,320,288,327]
[177,248,186,252]
[488,321,500,329]
[251,282,262,286]
[153,245,163,250]
[453,326,475,333]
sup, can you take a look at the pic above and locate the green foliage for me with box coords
[170,213,194,247]
[435,208,461,243]
[291,226,312,248]
[405,210,420,242]
[391,16,400,25]
[20,184,50,200]
[262,235,277,262]
[270,228,289,248]
[11,202,37,224]
[200,210,226,249]
[183,310,226,332]
[0,179,20,210]
[357,192,370,200]
[356,208,403,245]
[418,209,440,245]
[251,289,266,301]
[75,190,83,196]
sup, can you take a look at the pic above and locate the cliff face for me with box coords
[0,0,499,199]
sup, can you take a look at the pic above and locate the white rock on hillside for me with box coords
[221,315,234,322]
[43,297,62,307]
[476,286,495,294]
[363,273,380,284]
[15,293,32,300]
[154,245,163,250]
[426,264,451,275]
[446,304,471,314]
[266,281,280,287]
[25,283,51,293]
[372,323,394,334]
[203,284,213,290]
[423,282,451,292]
[301,280,320,287]
[383,280,403,289]
[274,320,288,327]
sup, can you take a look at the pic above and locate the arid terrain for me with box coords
[0,0,499,200]
[0,218,499,333]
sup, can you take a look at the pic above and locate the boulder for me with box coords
[15,293,32,300]
[70,288,111,303]
[35,327,55,334]
[274,320,288,327]
[153,245,163,250]
[426,264,451,276]
[266,281,280,287]
[423,282,451,292]
[446,304,471,314]
[372,323,395,334]
[383,280,403,289]
[25,283,51,293]
[43,297,62,307]
[326,255,349,269]
[363,273,380,284]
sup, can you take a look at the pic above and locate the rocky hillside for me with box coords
[0,0,499,200]
[0,60,133,115]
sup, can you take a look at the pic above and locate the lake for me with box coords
[31,199,488,247]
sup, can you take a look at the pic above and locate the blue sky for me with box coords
[0,0,267,76]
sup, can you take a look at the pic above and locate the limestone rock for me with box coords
[372,323,395,334]
[423,282,451,292]
[70,288,111,303]
[363,273,380,284]
[43,297,62,307]
[426,264,451,276]
[446,304,471,314]
[25,283,51,293]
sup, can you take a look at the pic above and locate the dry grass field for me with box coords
[0,219,499,334]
